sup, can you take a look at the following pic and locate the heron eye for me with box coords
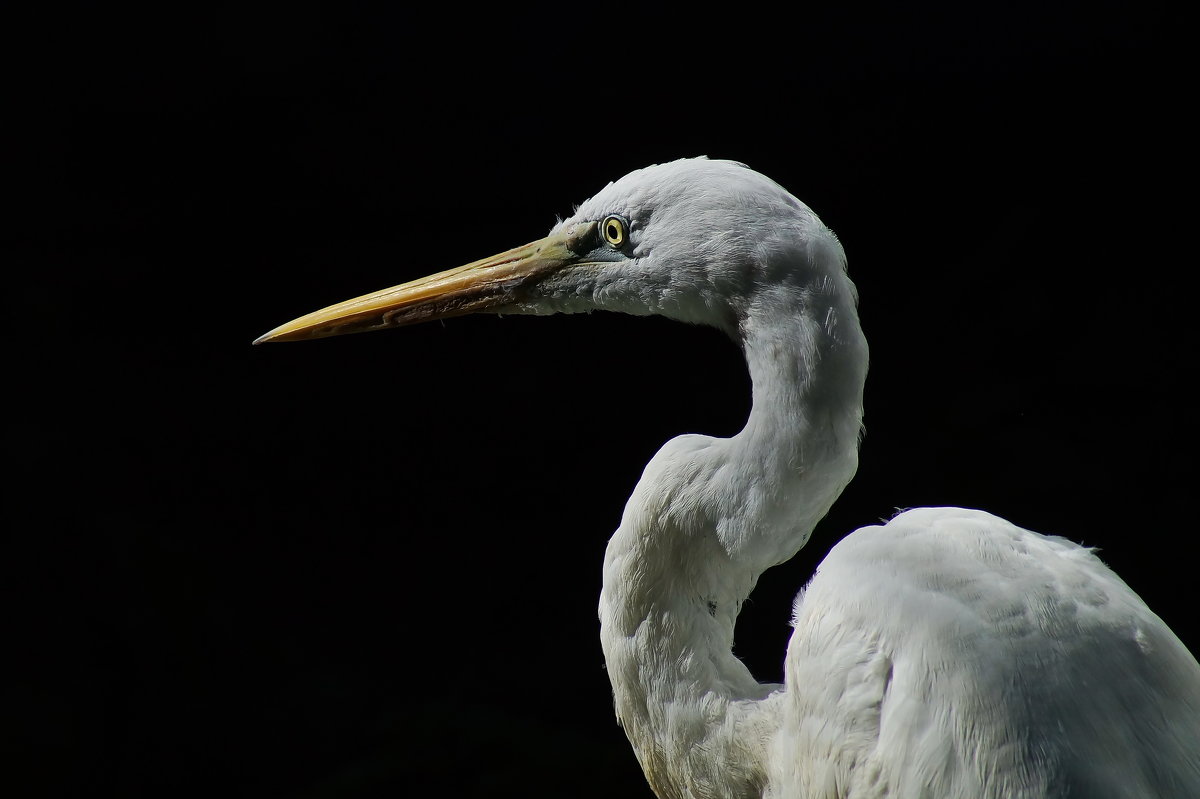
[601,215,628,248]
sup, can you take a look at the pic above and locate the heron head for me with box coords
[255,158,849,344]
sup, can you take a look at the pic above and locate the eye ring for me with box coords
[600,214,628,248]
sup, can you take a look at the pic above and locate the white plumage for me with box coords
[259,158,1200,798]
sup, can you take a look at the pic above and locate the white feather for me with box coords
[559,159,1200,798]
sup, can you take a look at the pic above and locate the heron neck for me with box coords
[599,294,867,797]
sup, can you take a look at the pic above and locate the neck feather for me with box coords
[598,287,867,798]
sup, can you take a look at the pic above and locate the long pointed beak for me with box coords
[254,221,597,344]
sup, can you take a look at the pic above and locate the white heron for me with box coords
[257,158,1200,798]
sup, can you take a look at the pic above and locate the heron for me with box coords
[256,158,1200,798]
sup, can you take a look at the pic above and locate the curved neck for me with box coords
[598,291,867,798]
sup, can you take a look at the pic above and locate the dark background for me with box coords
[7,2,1192,797]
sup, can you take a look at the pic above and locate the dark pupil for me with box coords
[607,222,620,240]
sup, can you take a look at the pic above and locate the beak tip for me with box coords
[254,325,325,345]
[253,328,290,345]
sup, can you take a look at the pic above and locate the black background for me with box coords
[8,2,1192,797]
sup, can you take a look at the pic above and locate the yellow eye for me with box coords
[601,215,628,248]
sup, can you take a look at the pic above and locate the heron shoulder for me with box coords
[774,507,1200,798]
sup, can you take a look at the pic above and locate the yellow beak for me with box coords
[254,221,598,344]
